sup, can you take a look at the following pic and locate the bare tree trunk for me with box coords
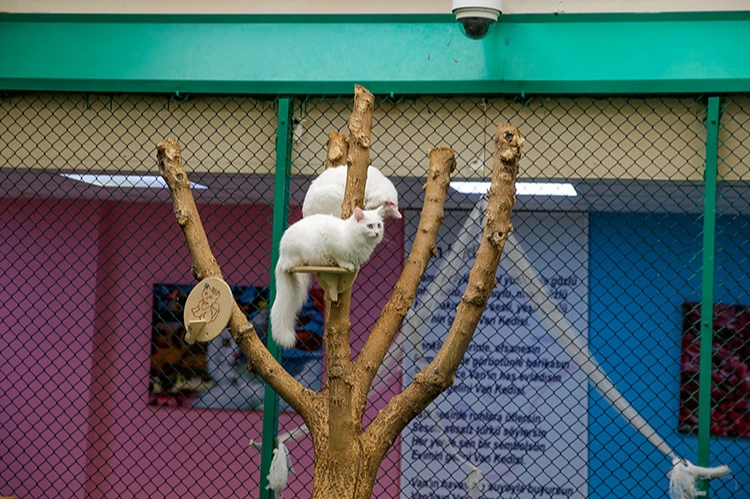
[157,85,523,499]
[311,84,374,498]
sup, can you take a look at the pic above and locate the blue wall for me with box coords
[589,211,749,498]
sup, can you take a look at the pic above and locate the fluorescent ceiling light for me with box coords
[61,173,208,190]
[450,181,577,197]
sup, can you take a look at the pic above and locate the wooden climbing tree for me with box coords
[157,84,523,498]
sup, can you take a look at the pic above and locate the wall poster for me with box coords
[679,301,750,438]
[149,283,324,411]
[401,205,589,498]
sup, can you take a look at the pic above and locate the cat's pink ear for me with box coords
[354,207,365,221]
[379,200,402,220]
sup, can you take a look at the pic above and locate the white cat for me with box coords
[270,206,387,348]
[302,164,402,220]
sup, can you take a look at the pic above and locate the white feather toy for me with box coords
[267,442,292,494]
[668,458,730,499]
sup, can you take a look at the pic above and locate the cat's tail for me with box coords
[270,262,311,349]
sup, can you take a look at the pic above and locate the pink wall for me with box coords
[1,196,404,498]
[0,198,100,498]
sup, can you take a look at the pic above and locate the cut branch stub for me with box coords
[488,123,524,244]
[157,138,221,281]
[341,84,374,218]
[325,132,349,168]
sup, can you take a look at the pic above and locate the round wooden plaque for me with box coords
[183,277,234,344]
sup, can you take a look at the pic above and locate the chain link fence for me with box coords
[1,92,748,498]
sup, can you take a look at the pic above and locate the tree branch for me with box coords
[351,147,456,424]
[325,132,349,168]
[156,138,321,421]
[361,123,523,459]
[341,84,374,219]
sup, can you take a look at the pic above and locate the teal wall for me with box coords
[1,12,750,95]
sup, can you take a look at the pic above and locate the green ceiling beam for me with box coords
[1,12,750,95]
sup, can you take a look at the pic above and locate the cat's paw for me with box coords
[339,262,356,272]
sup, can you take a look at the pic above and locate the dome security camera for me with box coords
[451,0,503,40]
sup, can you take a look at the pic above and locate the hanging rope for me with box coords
[249,425,310,496]
[503,229,730,499]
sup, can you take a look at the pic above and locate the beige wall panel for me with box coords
[719,95,750,181]
[298,94,706,182]
[292,96,490,179]
[0,94,278,175]
[370,97,489,180]
[292,98,352,176]
[3,93,747,181]
[1,0,746,14]
[485,97,707,181]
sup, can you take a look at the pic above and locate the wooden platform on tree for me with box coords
[290,265,358,301]
[290,265,352,275]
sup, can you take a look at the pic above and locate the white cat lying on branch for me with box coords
[302,164,402,219]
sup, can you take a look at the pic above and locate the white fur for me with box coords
[270,206,386,348]
[270,271,312,349]
[302,165,401,219]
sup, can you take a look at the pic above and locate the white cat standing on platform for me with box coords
[302,164,402,219]
[270,205,390,349]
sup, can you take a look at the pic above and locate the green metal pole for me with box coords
[259,97,294,498]
[697,96,720,499]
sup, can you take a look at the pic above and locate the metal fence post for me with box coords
[697,96,720,499]
[259,96,294,498]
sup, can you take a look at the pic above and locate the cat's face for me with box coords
[363,218,383,240]
[201,285,220,302]
[354,208,384,240]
